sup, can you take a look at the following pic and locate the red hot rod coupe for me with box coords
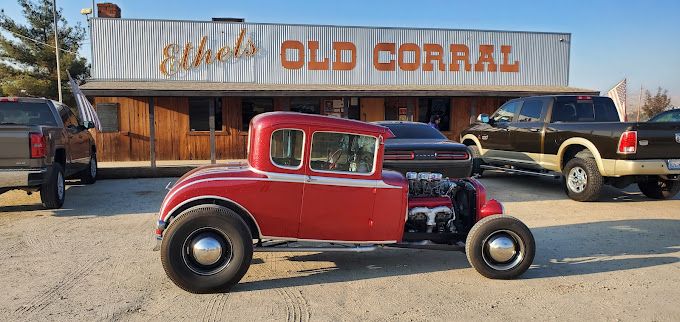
[156,112,535,293]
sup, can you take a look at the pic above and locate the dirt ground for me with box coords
[0,172,678,321]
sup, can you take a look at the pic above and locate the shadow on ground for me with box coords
[479,171,679,203]
[236,219,680,292]
[0,178,173,216]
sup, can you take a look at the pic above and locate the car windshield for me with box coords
[0,101,57,126]
[382,123,446,139]
[649,110,680,122]
[551,97,620,122]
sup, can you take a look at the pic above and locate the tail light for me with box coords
[617,131,637,154]
[29,133,46,158]
[384,151,414,160]
[435,151,469,160]
[0,97,18,102]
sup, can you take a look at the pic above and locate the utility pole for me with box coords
[637,84,643,122]
[52,0,62,102]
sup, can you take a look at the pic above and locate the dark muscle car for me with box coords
[375,121,472,178]
[461,95,680,201]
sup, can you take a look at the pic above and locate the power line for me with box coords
[0,27,79,55]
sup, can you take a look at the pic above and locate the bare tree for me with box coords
[641,87,672,119]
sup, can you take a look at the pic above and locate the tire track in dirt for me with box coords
[14,258,104,318]
[200,293,230,322]
[276,288,311,322]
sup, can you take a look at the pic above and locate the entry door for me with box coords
[360,98,385,122]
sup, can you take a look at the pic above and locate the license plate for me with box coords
[668,159,680,170]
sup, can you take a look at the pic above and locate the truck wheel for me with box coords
[465,215,535,279]
[562,156,603,201]
[161,205,253,293]
[468,145,484,176]
[40,163,65,209]
[638,179,680,199]
[80,153,97,184]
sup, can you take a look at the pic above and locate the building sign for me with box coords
[91,19,570,86]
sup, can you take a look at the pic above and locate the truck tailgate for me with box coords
[634,122,680,159]
[0,125,30,167]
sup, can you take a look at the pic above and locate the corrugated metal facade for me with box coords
[91,18,570,87]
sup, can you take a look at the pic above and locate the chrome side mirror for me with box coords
[477,113,490,123]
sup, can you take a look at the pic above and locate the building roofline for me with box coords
[91,17,571,37]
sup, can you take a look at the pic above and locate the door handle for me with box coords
[529,128,540,132]
[305,175,316,183]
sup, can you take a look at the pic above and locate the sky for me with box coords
[2,0,679,106]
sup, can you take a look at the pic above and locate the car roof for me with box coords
[373,121,428,126]
[252,112,394,137]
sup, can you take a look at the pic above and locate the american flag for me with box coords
[607,79,627,122]
[67,72,101,131]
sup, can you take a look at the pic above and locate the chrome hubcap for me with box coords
[191,236,223,266]
[182,229,232,276]
[482,230,524,271]
[567,166,588,193]
[57,172,64,199]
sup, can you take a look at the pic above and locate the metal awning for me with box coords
[81,81,599,97]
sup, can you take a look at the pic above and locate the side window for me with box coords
[517,100,544,122]
[270,129,304,169]
[491,101,519,123]
[310,132,377,174]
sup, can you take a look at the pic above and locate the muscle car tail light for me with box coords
[617,130,637,154]
[29,133,46,158]
[435,151,470,160]
[384,151,415,160]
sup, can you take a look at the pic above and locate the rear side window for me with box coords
[551,97,620,122]
[270,129,304,169]
[491,101,519,123]
[518,100,544,122]
[0,102,57,126]
[310,132,377,174]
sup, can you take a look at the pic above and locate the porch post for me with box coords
[209,99,216,164]
[149,97,156,169]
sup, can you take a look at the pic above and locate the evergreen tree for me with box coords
[0,0,89,106]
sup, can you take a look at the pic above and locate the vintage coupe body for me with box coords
[156,112,535,293]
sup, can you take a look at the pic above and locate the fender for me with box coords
[157,195,262,239]
[461,134,486,154]
[557,137,607,175]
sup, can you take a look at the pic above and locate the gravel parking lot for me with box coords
[0,173,678,321]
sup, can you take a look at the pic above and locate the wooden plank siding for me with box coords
[92,95,512,162]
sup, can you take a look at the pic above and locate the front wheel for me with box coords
[465,215,535,279]
[161,205,253,293]
[638,179,680,199]
[80,153,97,184]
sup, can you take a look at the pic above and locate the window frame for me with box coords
[269,128,306,171]
[308,130,380,177]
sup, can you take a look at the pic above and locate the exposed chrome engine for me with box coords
[405,171,473,236]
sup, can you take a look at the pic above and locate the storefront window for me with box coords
[418,98,450,131]
[242,98,274,131]
[310,132,377,174]
[189,97,222,132]
[290,97,321,114]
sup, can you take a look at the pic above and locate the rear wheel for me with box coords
[562,155,603,201]
[468,145,484,176]
[161,205,253,293]
[638,179,680,199]
[466,215,535,279]
[40,163,65,209]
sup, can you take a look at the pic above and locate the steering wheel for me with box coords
[327,149,344,170]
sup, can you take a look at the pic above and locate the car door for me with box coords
[508,98,548,169]
[66,108,90,171]
[482,100,520,163]
[298,130,378,241]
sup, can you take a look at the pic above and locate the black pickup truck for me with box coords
[461,95,680,201]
